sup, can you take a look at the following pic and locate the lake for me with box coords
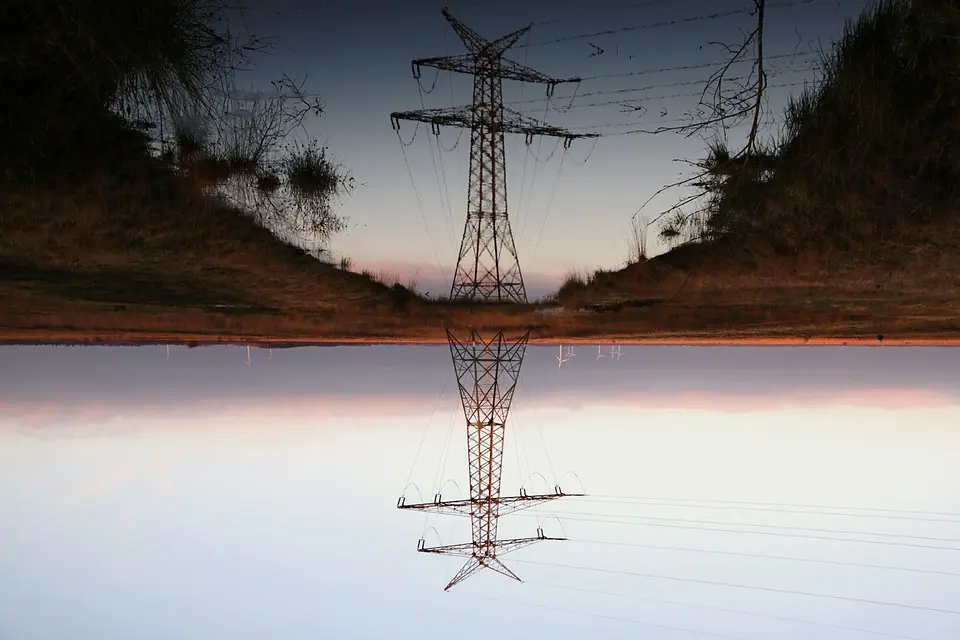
[1,344,959,640]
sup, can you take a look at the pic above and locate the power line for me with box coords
[524,508,960,543]
[401,378,450,495]
[418,80,458,248]
[531,148,568,259]
[457,590,749,639]
[527,580,924,640]
[516,0,861,49]
[588,493,960,519]
[562,495,960,524]
[506,68,816,111]
[251,59,815,110]
[517,558,960,616]
[509,511,960,551]
[576,51,819,82]
[533,0,679,27]
[509,80,812,126]
[395,128,447,283]
[517,7,754,48]
[565,538,960,578]
[590,81,815,134]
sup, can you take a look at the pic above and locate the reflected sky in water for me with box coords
[1,345,959,640]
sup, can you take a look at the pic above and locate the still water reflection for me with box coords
[1,344,959,640]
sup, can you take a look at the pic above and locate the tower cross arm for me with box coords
[414,54,582,89]
[397,491,585,516]
[391,105,600,140]
[419,534,565,558]
[390,106,475,131]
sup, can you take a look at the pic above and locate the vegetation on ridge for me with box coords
[555,0,960,339]
[657,0,960,253]
[0,0,354,252]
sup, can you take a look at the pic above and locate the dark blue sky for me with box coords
[223,0,867,295]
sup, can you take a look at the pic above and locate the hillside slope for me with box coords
[0,151,423,338]
[559,0,960,335]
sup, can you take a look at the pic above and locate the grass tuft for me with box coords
[283,141,353,199]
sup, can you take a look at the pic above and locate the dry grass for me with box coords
[3,179,958,342]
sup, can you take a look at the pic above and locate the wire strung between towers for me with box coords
[565,137,600,166]
[584,493,960,519]
[514,558,960,616]
[576,51,819,82]
[526,509,960,544]
[516,0,862,49]
[524,580,924,640]
[394,127,446,282]
[561,494,960,523]
[505,63,817,110]
[533,0,678,28]
[517,7,755,49]
[561,537,960,578]
[457,590,747,640]
[507,510,960,551]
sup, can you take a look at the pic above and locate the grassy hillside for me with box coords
[0,0,426,337]
[559,0,960,335]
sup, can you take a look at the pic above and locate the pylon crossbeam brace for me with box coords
[391,106,596,141]
[397,491,585,517]
[414,54,581,87]
[419,534,563,592]
[419,535,564,558]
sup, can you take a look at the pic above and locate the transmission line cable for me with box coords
[395,128,447,282]
[587,493,960,519]
[518,0,862,49]
[531,150,568,260]
[508,511,960,551]
[528,509,960,544]
[457,590,748,639]
[562,495,960,524]
[526,580,923,640]
[516,558,960,616]
[418,81,457,249]
[402,378,450,494]
[577,51,819,82]
[563,537,960,577]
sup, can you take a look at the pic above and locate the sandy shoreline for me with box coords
[2,330,959,347]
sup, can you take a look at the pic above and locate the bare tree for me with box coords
[170,69,354,249]
[631,0,772,245]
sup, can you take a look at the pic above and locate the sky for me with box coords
[2,344,960,639]
[219,0,872,297]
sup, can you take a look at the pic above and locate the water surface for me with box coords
[1,345,958,639]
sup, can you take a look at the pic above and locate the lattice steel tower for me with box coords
[391,8,598,304]
[397,329,583,591]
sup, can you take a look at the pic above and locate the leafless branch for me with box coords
[637,0,769,246]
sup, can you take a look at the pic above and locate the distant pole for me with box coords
[391,8,597,304]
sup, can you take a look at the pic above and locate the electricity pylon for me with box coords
[398,329,584,591]
[390,7,598,304]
